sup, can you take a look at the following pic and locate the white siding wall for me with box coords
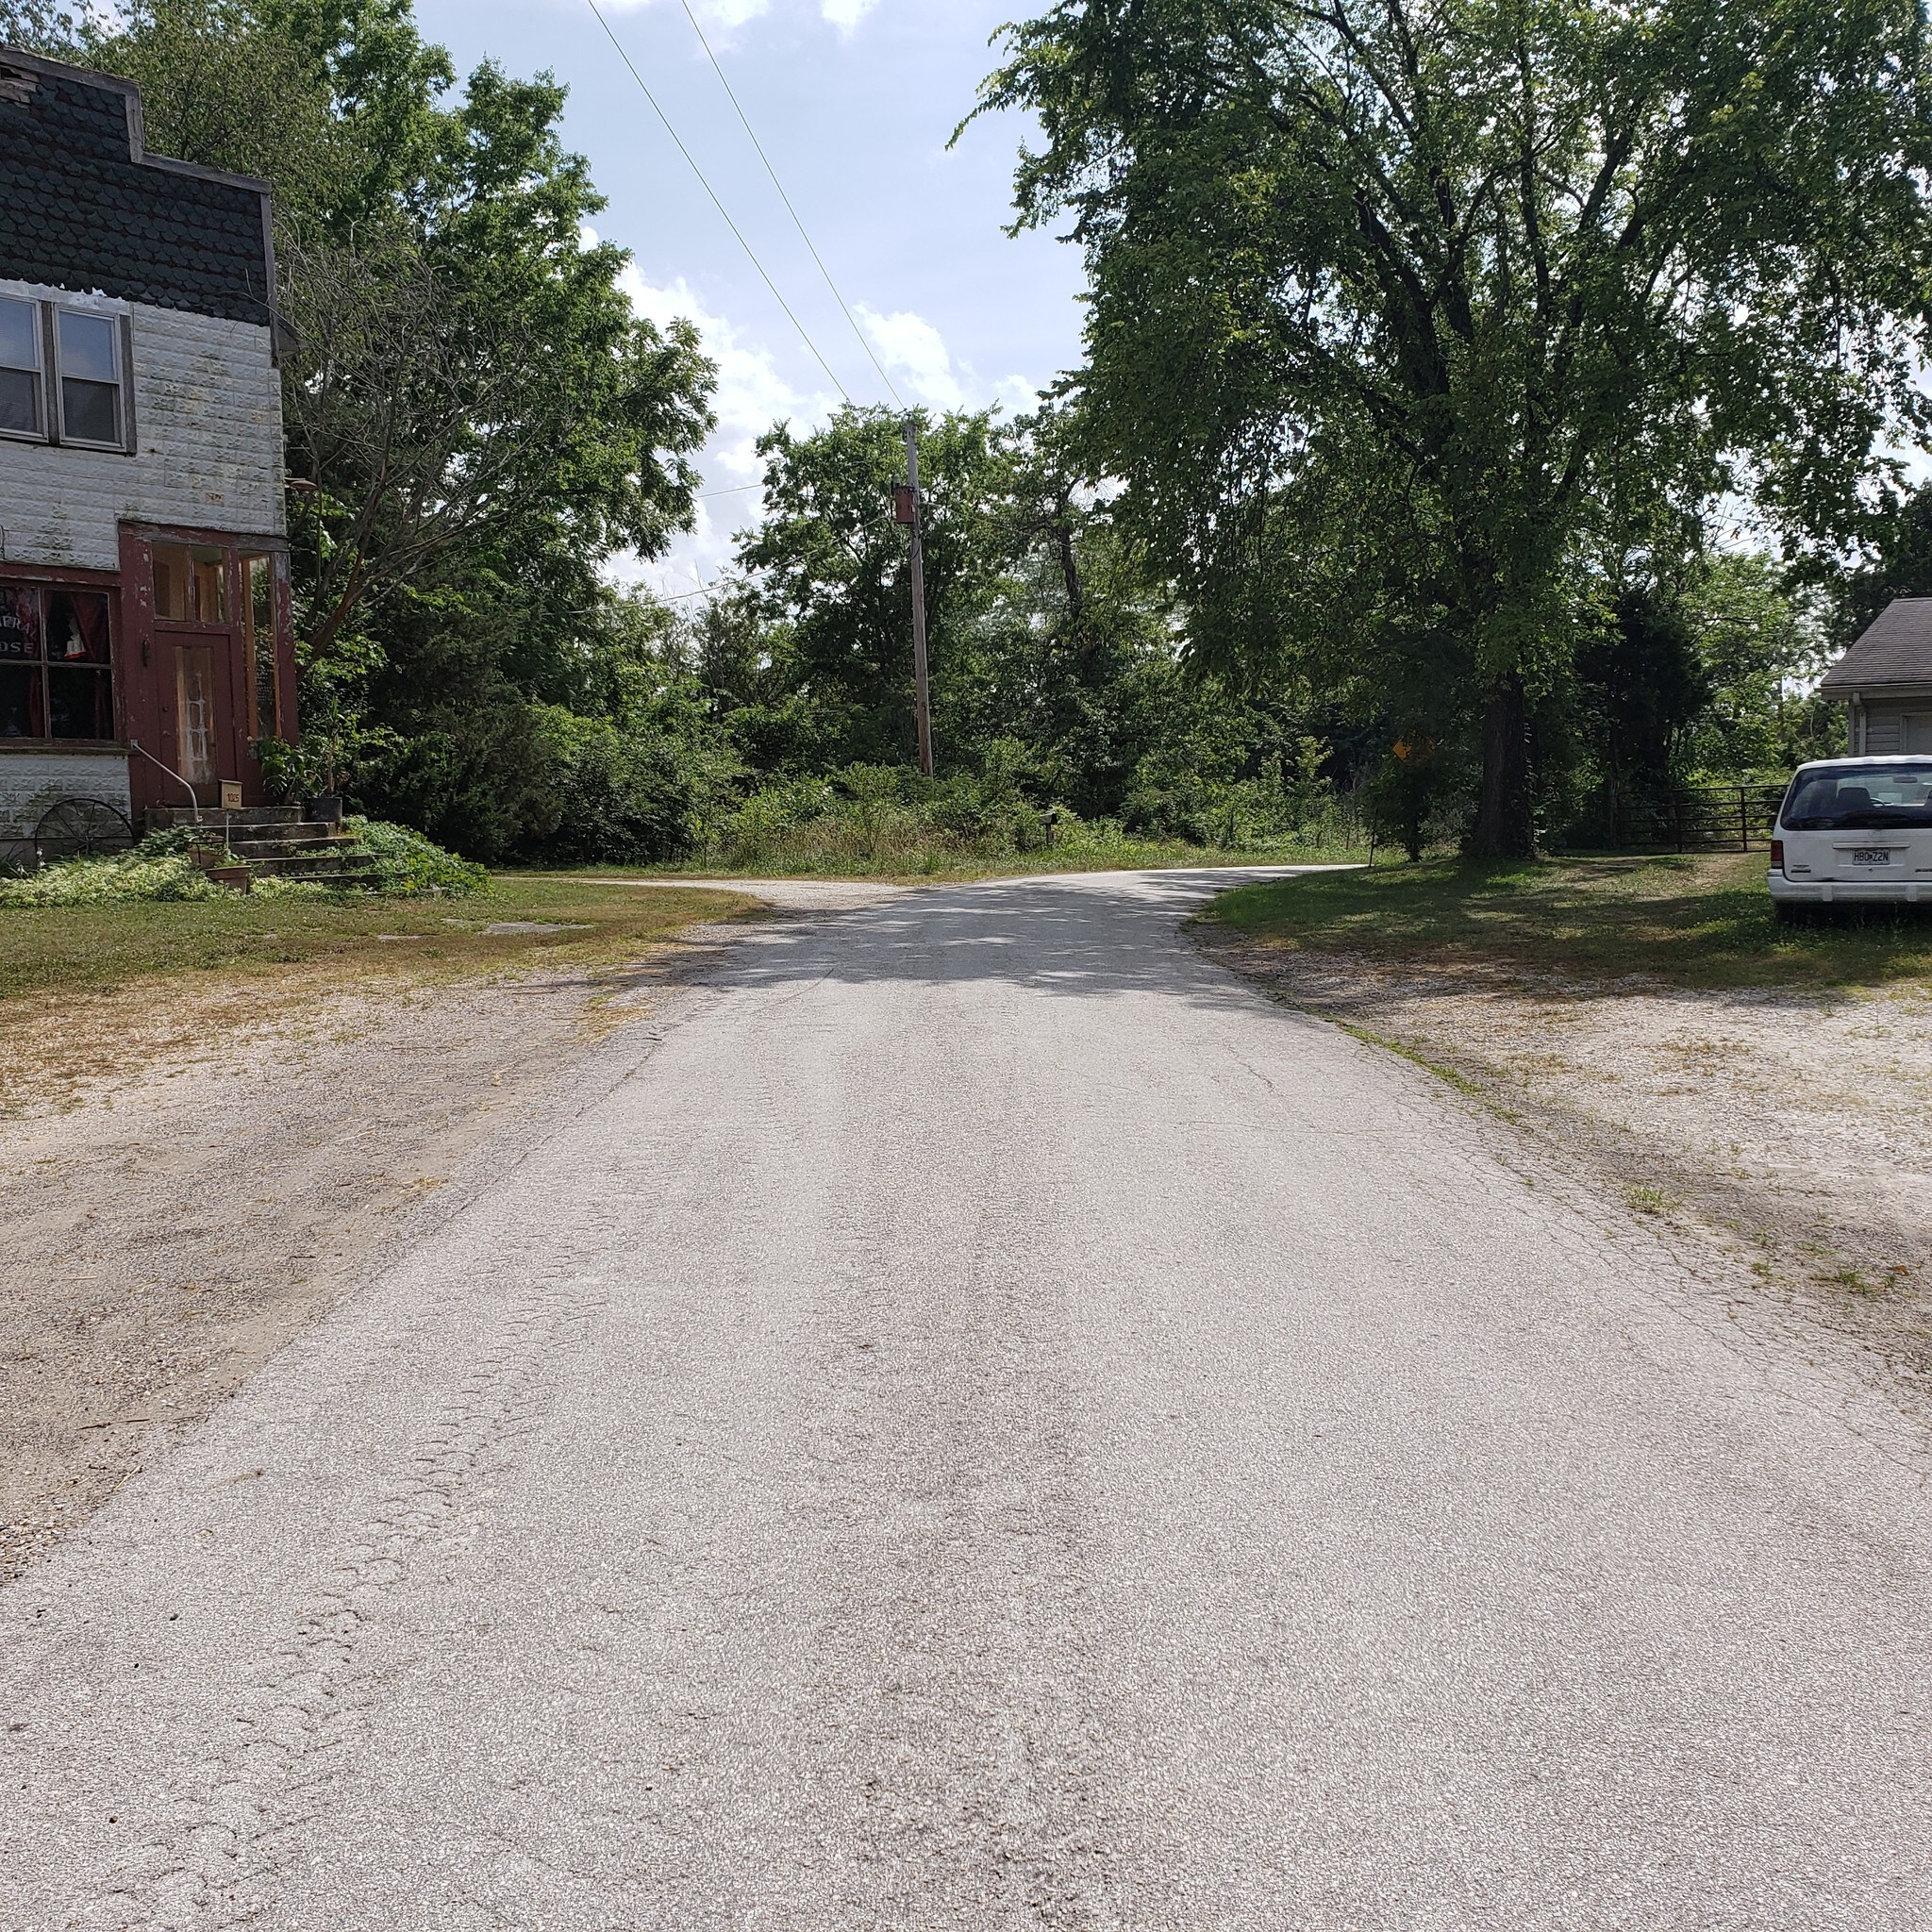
[0,276,283,571]
[1865,708,1904,755]
[1858,699,1932,756]
[0,750,131,864]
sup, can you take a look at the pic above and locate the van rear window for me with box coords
[1782,764,1932,830]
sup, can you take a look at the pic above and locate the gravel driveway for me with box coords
[4,867,1929,1929]
[1197,932,1932,1391]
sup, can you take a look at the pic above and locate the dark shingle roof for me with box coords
[1820,599,1932,693]
[0,46,275,328]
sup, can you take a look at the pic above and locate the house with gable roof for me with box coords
[1820,599,1932,756]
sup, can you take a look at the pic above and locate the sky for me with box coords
[411,0,1089,598]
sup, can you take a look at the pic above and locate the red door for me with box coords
[149,544,243,807]
[159,638,234,801]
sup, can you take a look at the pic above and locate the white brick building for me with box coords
[0,44,295,864]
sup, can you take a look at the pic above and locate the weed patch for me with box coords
[1334,1022,1488,1099]
[1628,1186,1685,1217]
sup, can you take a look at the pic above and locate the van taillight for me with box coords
[1771,839,1785,870]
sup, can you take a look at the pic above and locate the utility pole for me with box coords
[896,418,935,778]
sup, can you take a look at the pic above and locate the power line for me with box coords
[696,481,761,499]
[673,0,906,411]
[584,0,856,407]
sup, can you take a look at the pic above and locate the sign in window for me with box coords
[0,582,115,741]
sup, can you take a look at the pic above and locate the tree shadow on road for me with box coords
[691,868,1339,1014]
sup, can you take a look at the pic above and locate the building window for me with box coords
[0,296,44,440]
[152,543,229,624]
[175,643,218,784]
[0,298,133,451]
[0,582,116,741]
[56,308,126,449]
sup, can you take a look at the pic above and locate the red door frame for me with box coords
[117,525,298,814]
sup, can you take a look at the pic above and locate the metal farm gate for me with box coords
[1588,782,1790,854]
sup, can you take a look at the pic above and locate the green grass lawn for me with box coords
[1205,850,1932,992]
[0,875,757,1004]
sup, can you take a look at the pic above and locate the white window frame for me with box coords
[52,305,134,455]
[0,292,47,445]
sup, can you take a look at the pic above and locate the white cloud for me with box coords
[601,0,880,29]
[994,373,1042,415]
[858,304,967,409]
[604,0,771,25]
[625,267,821,457]
[621,267,841,594]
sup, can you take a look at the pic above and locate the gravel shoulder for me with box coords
[0,880,904,1585]
[1195,927,1932,1399]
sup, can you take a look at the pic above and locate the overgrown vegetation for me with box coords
[346,818,487,896]
[647,751,1372,876]
[1205,855,1932,993]
[0,822,481,906]
[0,843,229,908]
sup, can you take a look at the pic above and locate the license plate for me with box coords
[1851,848,1892,865]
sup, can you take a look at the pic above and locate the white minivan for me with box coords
[1770,755,1932,914]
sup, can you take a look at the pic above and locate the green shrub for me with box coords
[0,836,227,907]
[521,707,742,866]
[347,818,487,896]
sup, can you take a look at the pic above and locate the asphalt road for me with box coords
[6,867,1931,1930]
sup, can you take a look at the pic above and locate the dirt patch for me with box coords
[1198,930,1932,1391]
[0,941,713,1585]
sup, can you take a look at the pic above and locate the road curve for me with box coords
[5,867,1930,1930]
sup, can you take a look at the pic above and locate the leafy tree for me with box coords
[713,403,1327,830]
[979,0,1932,854]
[1574,589,1709,801]
[275,144,711,664]
[1681,556,1837,777]
[735,407,1013,769]
[1832,481,1932,649]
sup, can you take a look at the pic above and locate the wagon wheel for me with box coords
[33,796,134,868]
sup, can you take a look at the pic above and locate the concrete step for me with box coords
[227,828,347,857]
[247,849,373,876]
[151,806,309,831]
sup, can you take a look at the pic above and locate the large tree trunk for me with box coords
[1468,673,1536,857]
